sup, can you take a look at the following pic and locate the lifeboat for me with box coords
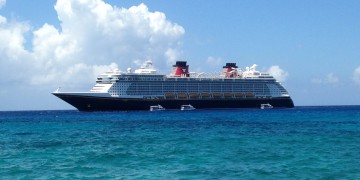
[235,93,244,98]
[165,93,176,99]
[201,93,211,98]
[212,93,223,98]
[189,93,200,99]
[223,93,233,98]
[245,92,254,97]
[177,93,188,99]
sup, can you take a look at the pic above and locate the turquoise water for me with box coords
[1,106,360,179]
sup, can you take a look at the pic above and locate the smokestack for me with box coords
[172,61,189,77]
[223,63,238,77]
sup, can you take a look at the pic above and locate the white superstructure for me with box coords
[81,60,290,99]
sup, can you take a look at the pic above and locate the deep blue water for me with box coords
[1,106,360,179]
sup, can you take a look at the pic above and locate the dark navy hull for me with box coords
[53,93,294,111]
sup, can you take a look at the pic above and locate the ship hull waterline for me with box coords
[53,93,294,111]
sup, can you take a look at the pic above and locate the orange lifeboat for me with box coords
[201,93,211,98]
[189,93,199,99]
[245,92,254,97]
[165,93,176,99]
[212,93,222,98]
[223,93,233,98]
[177,93,188,99]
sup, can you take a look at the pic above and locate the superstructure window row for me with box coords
[116,81,273,97]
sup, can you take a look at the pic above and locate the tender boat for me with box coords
[260,103,273,109]
[181,104,195,111]
[150,105,165,111]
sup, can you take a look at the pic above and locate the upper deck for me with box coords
[95,60,277,84]
[91,60,289,98]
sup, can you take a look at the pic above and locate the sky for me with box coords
[0,0,360,110]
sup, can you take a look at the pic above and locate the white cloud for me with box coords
[0,16,32,85]
[311,73,339,85]
[0,0,185,87]
[0,0,5,9]
[267,65,289,82]
[353,66,360,85]
[0,15,6,24]
[206,56,223,67]
[165,48,182,66]
[326,73,339,84]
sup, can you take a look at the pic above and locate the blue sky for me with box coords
[0,0,360,110]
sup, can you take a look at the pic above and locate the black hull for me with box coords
[53,94,294,111]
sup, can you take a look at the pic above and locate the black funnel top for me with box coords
[173,61,187,67]
[223,63,238,68]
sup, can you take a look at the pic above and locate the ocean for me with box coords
[1,106,360,179]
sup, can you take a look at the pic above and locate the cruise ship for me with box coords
[53,60,294,111]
